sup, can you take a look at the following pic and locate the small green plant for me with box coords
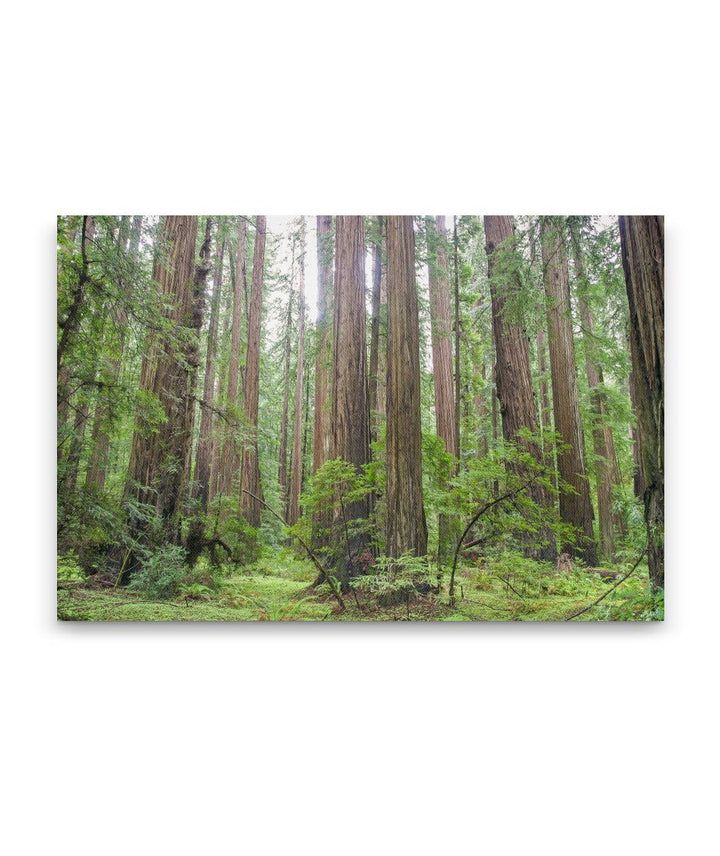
[57,553,85,583]
[128,544,187,599]
[177,582,213,604]
[352,552,436,610]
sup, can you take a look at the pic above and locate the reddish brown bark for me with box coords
[331,216,371,583]
[125,215,202,541]
[619,215,664,588]
[540,216,597,565]
[484,216,556,560]
[386,216,428,559]
[368,217,384,442]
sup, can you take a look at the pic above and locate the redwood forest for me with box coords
[56,214,664,621]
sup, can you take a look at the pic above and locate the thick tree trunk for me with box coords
[484,216,556,560]
[540,216,597,565]
[427,215,457,567]
[619,215,664,588]
[217,217,247,498]
[288,223,306,527]
[331,216,371,585]
[312,215,333,475]
[386,216,428,559]
[452,217,461,461]
[240,216,267,528]
[368,217,383,443]
[125,215,203,542]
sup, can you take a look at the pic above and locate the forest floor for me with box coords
[57,550,662,622]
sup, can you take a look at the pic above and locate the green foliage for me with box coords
[205,496,260,566]
[57,553,85,583]
[128,544,187,599]
[351,552,435,607]
[291,457,378,566]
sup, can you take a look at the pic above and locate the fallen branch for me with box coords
[564,549,647,621]
[493,574,526,600]
[240,488,345,612]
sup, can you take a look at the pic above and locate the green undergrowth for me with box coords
[57,550,662,622]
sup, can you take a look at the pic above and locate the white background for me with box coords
[2,1,717,854]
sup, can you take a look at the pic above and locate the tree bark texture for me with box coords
[368,217,384,443]
[240,216,267,527]
[571,226,620,560]
[540,216,597,565]
[125,215,202,541]
[619,215,664,588]
[217,217,247,498]
[484,215,556,560]
[194,232,225,510]
[331,216,371,584]
[386,216,428,559]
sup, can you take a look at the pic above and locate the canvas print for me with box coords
[57,215,664,621]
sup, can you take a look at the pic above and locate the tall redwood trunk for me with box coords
[331,216,371,584]
[240,216,267,527]
[368,217,383,443]
[540,216,597,565]
[619,215,664,588]
[312,215,333,475]
[217,217,247,498]
[125,215,202,542]
[484,216,556,560]
[386,216,428,558]
[287,222,306,527]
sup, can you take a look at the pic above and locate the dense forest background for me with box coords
[57,214,663,621]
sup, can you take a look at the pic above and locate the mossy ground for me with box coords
[57,551,662,623]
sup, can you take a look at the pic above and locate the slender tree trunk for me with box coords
[475,361,489,457]
[57,215,95,375]
[484,215,556,560]
[427,215,457,567]
[194,233,225,510]
[331,216,371,585]
[125,215,203,542]
[619,215,664,588]
[368,217,383,443]
[571,226,618,560]
[217,217,247,497]
[85,216,142,492]
[386,216,428,559]
[312,215,333,475]
[288,222,306,527]
[240,216,267,528]
[540,216,597,565]
[278,284,294,506]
